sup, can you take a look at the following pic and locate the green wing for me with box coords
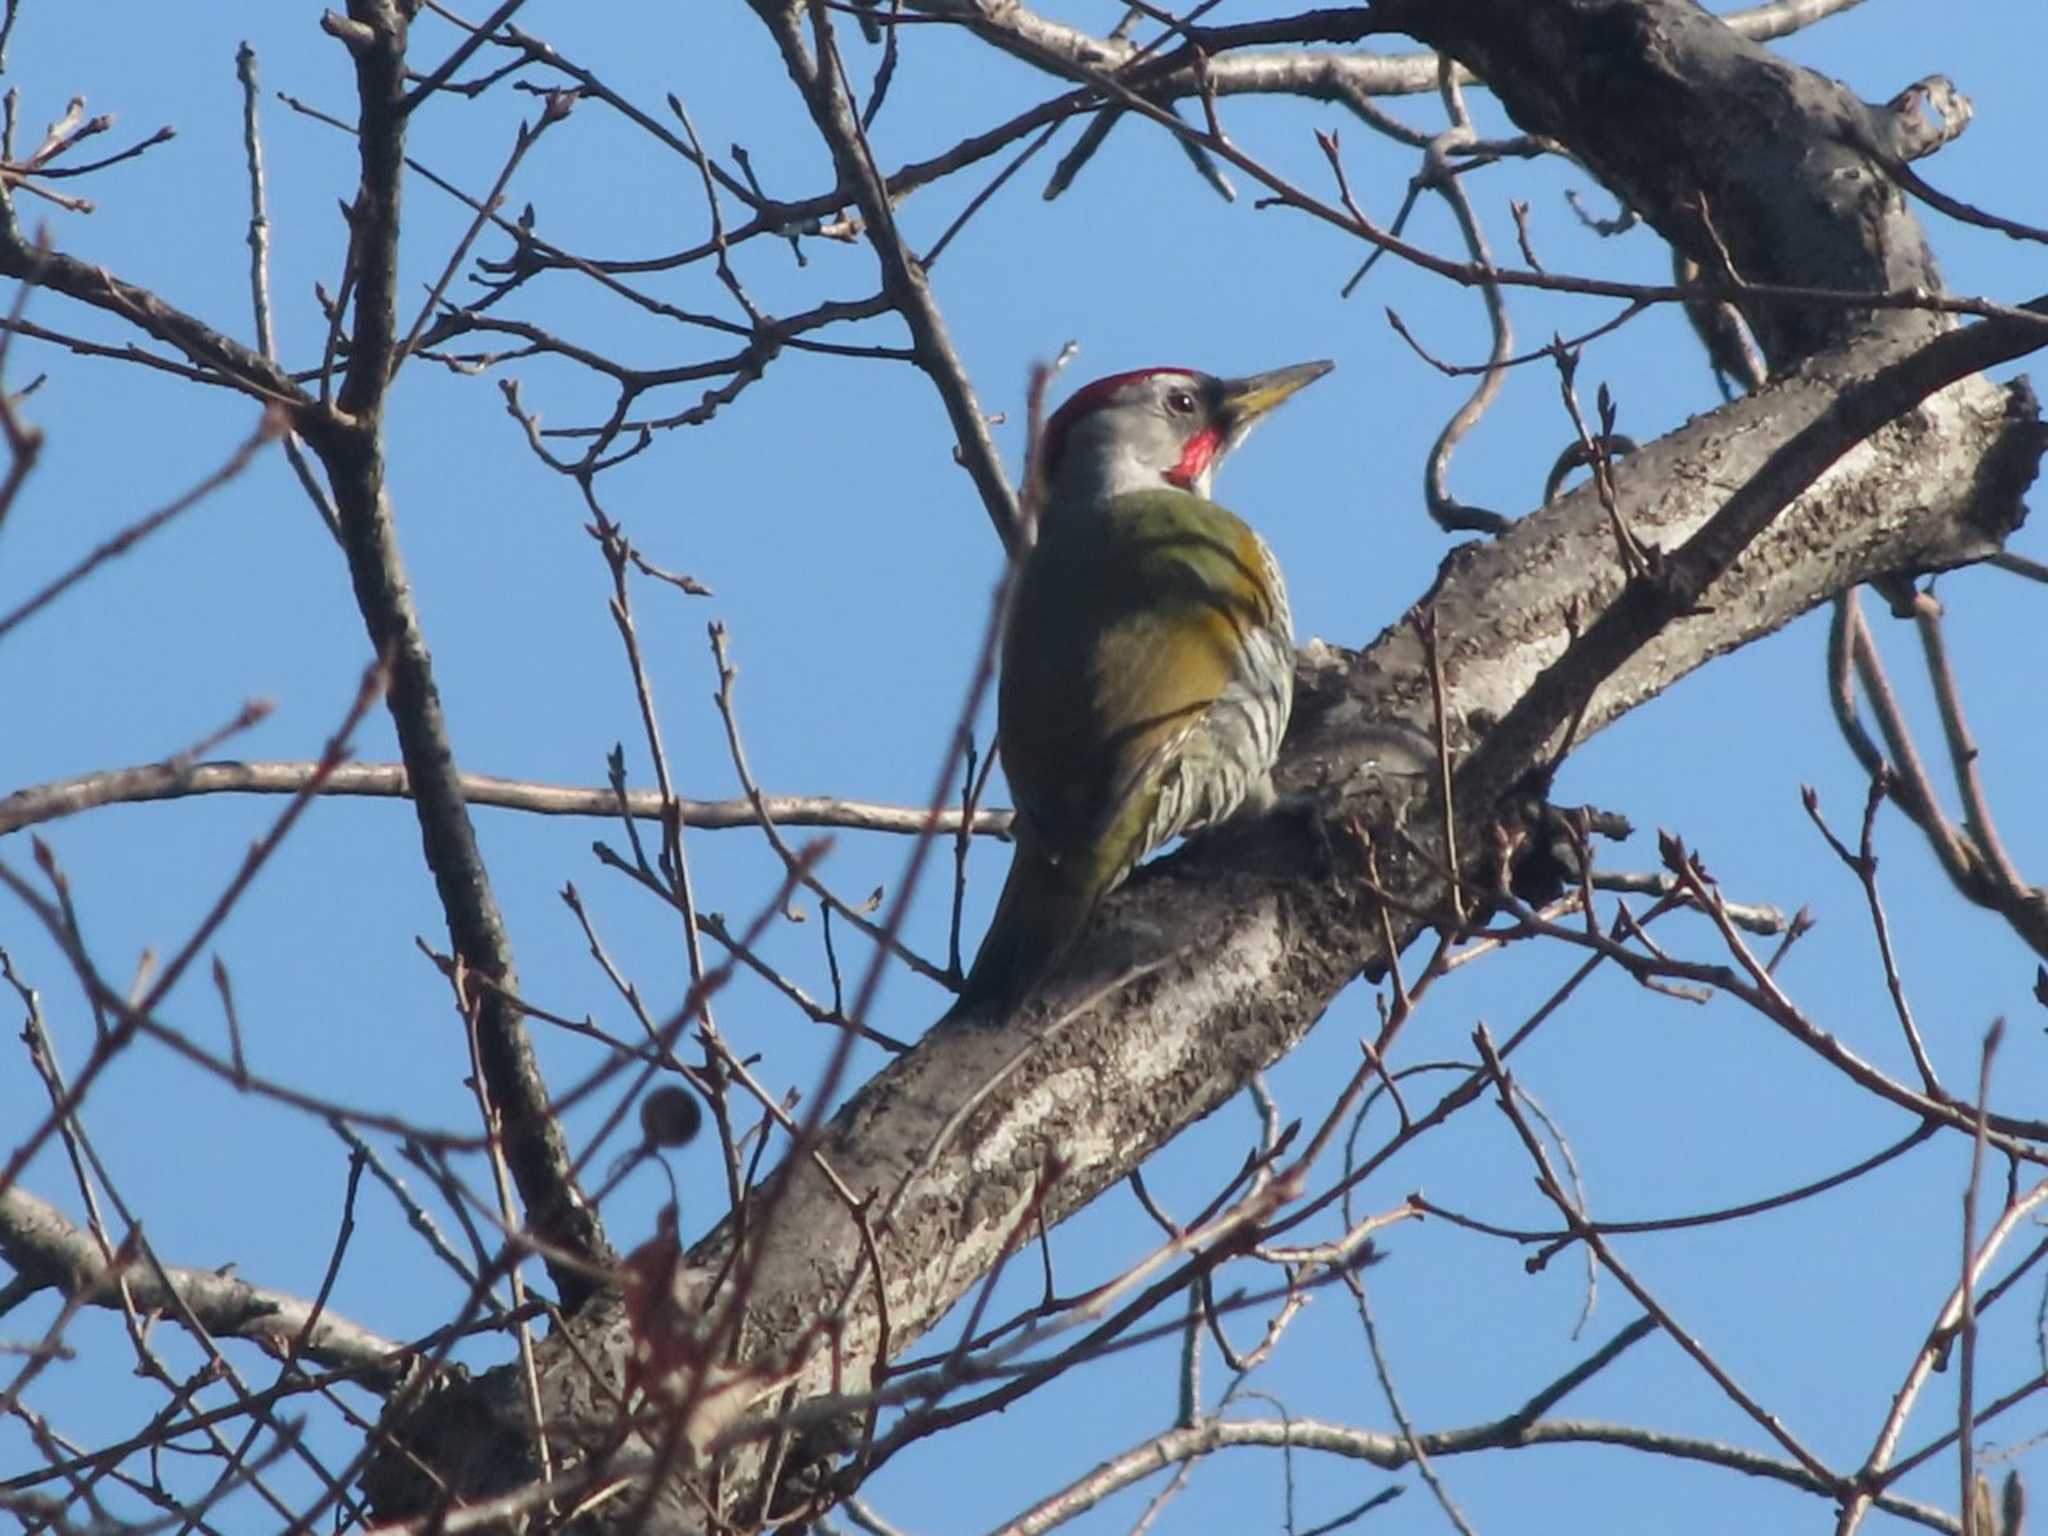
[998,487,1280,880]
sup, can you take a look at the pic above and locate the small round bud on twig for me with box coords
[640,1086,703,1148]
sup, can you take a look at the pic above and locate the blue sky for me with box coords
[2,3,2043,1532]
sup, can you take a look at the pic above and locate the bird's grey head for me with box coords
[1037,360,1334,511]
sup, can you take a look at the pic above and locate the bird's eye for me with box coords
[1165,389,1197,416]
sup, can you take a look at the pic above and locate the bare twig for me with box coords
[0,755,1017,839]
[0,412,281,642]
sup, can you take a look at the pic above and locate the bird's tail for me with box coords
[943,849,1102,1022]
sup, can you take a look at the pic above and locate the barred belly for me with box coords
[1138,543,1293,855]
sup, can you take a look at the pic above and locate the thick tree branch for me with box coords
[0,1188,406,1383]
[885,0,1862,127]
[1455,296,2048,820]
[1373,0,1944,362]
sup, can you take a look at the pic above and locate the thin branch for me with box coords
[0,412,281,643]
[237,41,342,540]
[1475,1026,1839,1487]
[748,0,1021,549]
[0,758,1015,840]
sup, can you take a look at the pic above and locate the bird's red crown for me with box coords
[1038,366,1201,479]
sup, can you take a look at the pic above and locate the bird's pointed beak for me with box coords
[1216,359,1335,443]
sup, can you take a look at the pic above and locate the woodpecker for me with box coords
[954,359,1333,1017]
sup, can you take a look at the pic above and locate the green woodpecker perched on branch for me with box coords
[953,359,1334,1017]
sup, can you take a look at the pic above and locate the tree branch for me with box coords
[747,0,1022,549]
[0,1188,407,1384]
[307,0,612,1307]
[390,312,2033,1532]
[0,760,1014,841]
